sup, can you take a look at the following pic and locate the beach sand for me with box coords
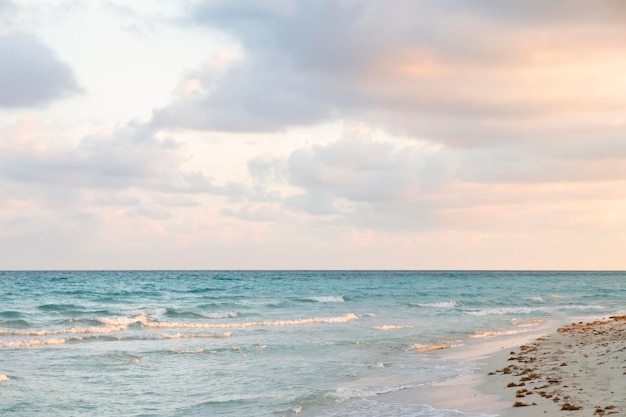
[399,316,626,416]
[482,316,626,416]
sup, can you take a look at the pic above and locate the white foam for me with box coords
[327,387,378,401]
[0,324,128,336]
[466,306,543,316]
[118,358,141,366]
[97,313,149,326]
[156,332,232,339]
[370,362,387,368]
[143,313,358,329]
[206,311,238,319]
[417,300,458,308]
[410,343,459,352]
[558,304,606,311]
[470,327,535,339]
[0,338,67,348]
[373,325,413,331]
[311,296,344,303]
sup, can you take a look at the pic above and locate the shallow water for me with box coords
[0,271,624,416]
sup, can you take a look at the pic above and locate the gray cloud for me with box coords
[0,33,79,108]
[147,0,626,147]
[150,0,626,148]
[446,0,626,26]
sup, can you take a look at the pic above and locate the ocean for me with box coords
[0,271,624,416]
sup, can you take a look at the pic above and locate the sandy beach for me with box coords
[407,316,626,416]
[482,316,626,416]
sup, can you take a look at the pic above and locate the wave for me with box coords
[162,308,238,320]
[373,325,413,331]
[415,300,459,308]
[0,324,128,336]
[0,319,31,328]
[0,313,357,343]
[206,311,238,319]
[326,387,378,401]
[156,332,232,339]
[470,327,535,339]
[0,311,24,318]
[37,303,85,312]
[144,313,358,329]
[326,381,428,403]
[466,306,544,316]
[410,343,457,352]
[0,331,232,349]
[557,304,606,311]
[164,308,206,319]
[309,296,345,303]
[118,358,141,366]
[96,313,149,326]
[170,348,205,354]
[0,338,68,348]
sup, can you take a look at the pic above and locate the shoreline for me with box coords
[376,322,561,415]
[407,315,626,416]
[433,324,559,416]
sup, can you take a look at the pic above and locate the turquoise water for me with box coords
[0,271,624,416]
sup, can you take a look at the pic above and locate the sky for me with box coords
[1,0,626,270]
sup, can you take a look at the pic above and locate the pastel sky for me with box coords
[1,0,626,270]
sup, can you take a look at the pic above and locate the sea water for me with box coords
[0,271,624,416]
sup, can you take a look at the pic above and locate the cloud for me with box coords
[242,131,626,233]
[0,33,80,108]
[252,136,446,230]
[0,121,247,202]
[150,0,626,148]
[447,0,626,25]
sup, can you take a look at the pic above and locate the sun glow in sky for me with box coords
[1,0,626,270]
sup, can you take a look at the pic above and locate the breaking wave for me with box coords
[0,338,68,348]
[373,325,413,331]
[305,296,345,303]
[0,313,357,348]
[470,327,535,339]
[415,300,459,308]
[144,313,358,329]
[466,306,544,316]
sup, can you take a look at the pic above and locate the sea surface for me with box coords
[0,271,624,417]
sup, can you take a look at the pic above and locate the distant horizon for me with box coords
[3,269,625,273]
[2,1,625,270]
